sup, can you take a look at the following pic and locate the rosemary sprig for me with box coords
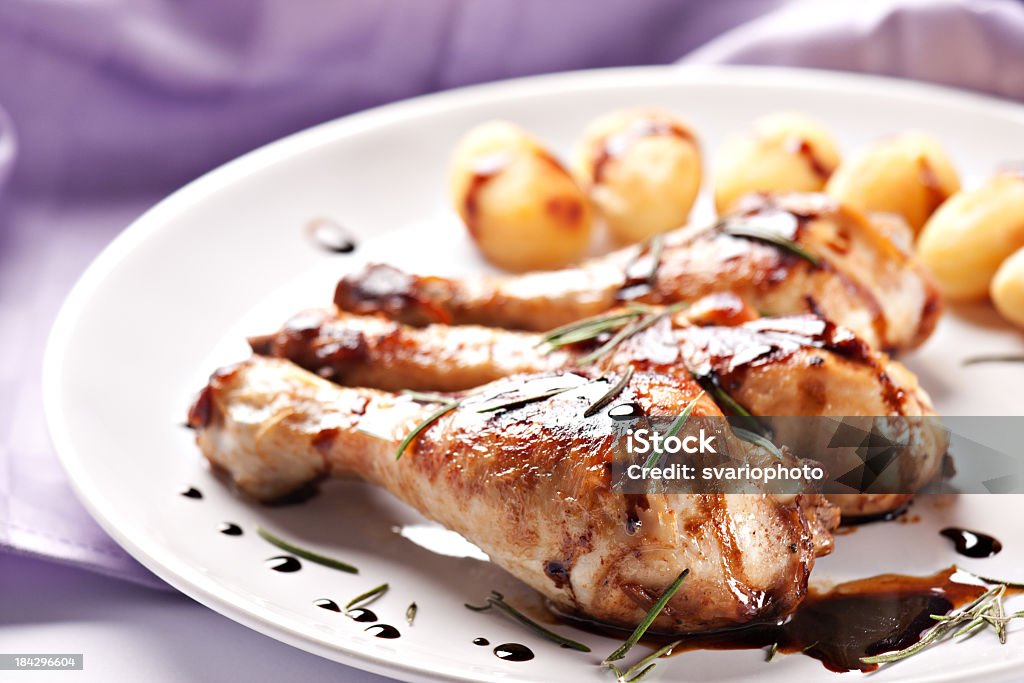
[541,310,643,350]
[765,641,779,662]
[579,303,685,366]
[604,568,690,664]
[962,354,1024,366]
[465,591,591,652]
[720,220,821,266]
[642,392,704,470]
[608,639,682,683]
[403,390,453,403]
[860,580,1024,665]
[395,399,461,460]
[731,427,784,461]
[256,527,359,574]
[692,371,768,436]
[474,384,581,413]
[406,602,417,626]
[345,582,388,610]
[584,368,635,418]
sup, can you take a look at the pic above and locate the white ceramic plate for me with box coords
[44,66,1024,683]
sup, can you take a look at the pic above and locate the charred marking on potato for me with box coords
[545,196,584,228]
[787,138,835,180]
[593,119,695,184]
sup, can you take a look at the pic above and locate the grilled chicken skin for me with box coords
[334,193,941,352]
[249,307,946,517]
[189,356,838,633]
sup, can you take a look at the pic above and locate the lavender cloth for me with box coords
[1,0,1022,589]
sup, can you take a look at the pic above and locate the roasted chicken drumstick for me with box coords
[334,193,941,352]
[189,356,838,633]
[249,305,946,517]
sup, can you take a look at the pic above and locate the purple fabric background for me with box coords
[1,0,1021,588]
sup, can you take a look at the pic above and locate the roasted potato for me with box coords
[714,112,840,213]
[450,121,592,272]
[917,171,1024,301]
[826,131,960,234]
[572,107,701,244]
[992,246,1024,328]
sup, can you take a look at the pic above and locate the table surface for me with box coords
[0,553,395,683]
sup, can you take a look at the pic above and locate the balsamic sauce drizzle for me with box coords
[307,218,357,254]
[347,608,378,623]
[218,522,243,536]
[472,637,490,646]
[492,643,535,662]
[314,599,342,613]
[179,486,203,499]
[365,624,401,639]
[940,527,1003,558]
[265,555,302,573]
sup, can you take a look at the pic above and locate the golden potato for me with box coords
[992,246,1024,328]
[917,172,1024,301]
[449,121,592,272]
[826,131,960,234]
[571,108,701,244]
[713,111,840,213]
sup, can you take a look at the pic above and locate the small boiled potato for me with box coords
[825,131,960,234]
[917,172,1024,301]
[714,112,841,213]
[450,121,592,272]
[992,246,1024,328]
[571,108,701,244]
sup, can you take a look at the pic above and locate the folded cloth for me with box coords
[683,0,1024,101]
[2,0,1022,589]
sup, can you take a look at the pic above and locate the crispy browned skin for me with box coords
[189,356,837,633]
[334,193,942,352]
[250,307,945,517]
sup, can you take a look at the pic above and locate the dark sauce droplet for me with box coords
[608,402,643,421]
[365,624,400,639]
[493,643,534,662]
[347,607,377,623]
[218,522,243,536]
[940,527,1003,558]
[472,637,490,646]
[308,218,356,254]
[314,599,341,613]
[265,555,302,573]
[180,486,203,499]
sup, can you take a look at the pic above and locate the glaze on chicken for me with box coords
[189,357,838,633]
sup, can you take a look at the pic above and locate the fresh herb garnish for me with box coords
[465,591,591,652]
[403,390,455,403]
[395,399,461,460]
[720,220,821,266]
[474,383,582,413]
[406,602,417,626]
[603,568,690,664]
[642,392,704,470]
[345,582,389,611]
[584,368,635,418]
[608,639,682,683]
[691,371,768,436]
[766,641,779,662]
[962,354,1024,366]
[860,577,1024,665]
[578,303,685,366]
[256,527,359,574]
[731,427,785,461]
[541,310,645,350]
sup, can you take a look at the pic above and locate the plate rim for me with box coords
[41,64,1024,683]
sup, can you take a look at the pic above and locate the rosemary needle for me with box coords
[406,602,417,626]
[465,591,591,652]
[256,527,359,574]
[604,568,690,663]
[395,399,460,460]
[584,367,635,418]
[642,392,704,470]
[611,639,682,682]
[345,583,389,610]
